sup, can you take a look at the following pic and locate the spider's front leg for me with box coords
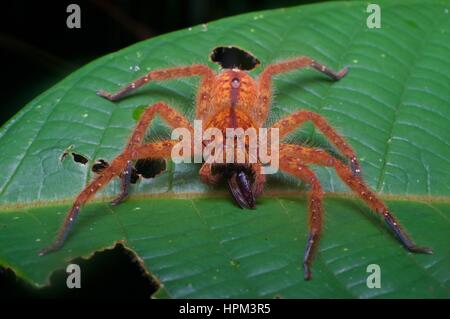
[254,57,348,125]
[97,64,214,101]
[278,151,323,280]
[39,102,191,255]
[260,56,348,84]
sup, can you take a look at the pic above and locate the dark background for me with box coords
[0,0,318,298]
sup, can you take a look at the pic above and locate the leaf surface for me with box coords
[0,0,449,298]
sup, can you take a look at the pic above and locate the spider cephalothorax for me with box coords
[40,45,431,280]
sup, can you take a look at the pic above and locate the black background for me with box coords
[0,0,321,126]
[0,0,322,299]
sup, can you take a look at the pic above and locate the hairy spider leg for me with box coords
[113,102,193,205]
[271,110,362,176]
[256,57,348,126]
[279,144,432,271]
[39,140,179,256]
[278,158,323,280]
[97,64,215,101]
[95,61,217,146]
[39,102,193,256]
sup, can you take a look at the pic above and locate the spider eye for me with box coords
[210,46,260,70]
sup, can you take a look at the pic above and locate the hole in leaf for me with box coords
[71,153,89,165]
[135,158,166,179]
[92,159,110,174]
[60,151,69,162]
[0,244,158,298]
[92,158,166,183]
[210,46,260,70]
[60,146,89,165]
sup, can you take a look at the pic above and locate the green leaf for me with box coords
[1,0,449,298]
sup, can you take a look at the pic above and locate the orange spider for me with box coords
[40,46,431,280]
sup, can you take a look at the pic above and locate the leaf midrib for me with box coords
[0,191,449,212]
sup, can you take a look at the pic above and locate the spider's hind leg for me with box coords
[281,144,432,255]
[278,153,324,280]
